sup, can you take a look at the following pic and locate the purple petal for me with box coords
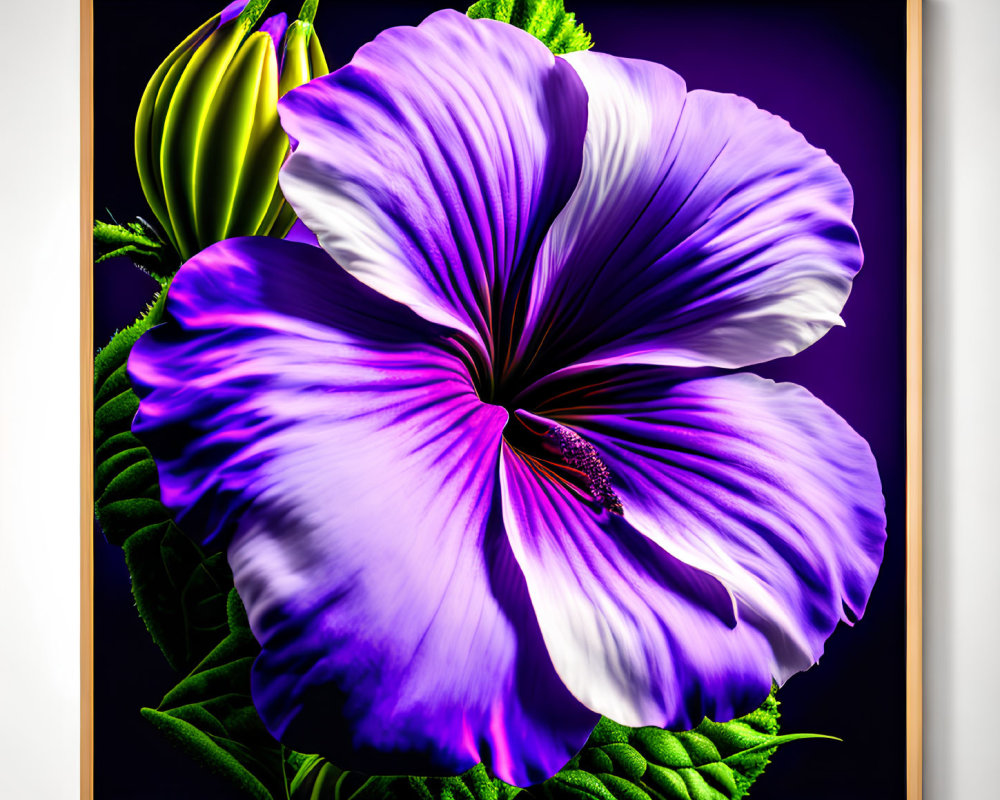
[278,9,588,359]
[128,238,596,784]
[129,238,452,546]
[283,217,319,246]
[518,51,862,375]
[499,442,774,729]
[528,369,886,683]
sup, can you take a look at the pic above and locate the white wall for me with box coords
[0,0,82,798]
[0,0,997,797]
[923,0,1000,797]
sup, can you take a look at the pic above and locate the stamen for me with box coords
[548,425,624,516]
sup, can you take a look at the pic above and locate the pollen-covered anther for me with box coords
[548,425,624,515]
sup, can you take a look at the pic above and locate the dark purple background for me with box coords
[93,1,906,798]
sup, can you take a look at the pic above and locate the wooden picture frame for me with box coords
[80,1,923,797]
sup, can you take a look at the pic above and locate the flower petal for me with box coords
[278,9,588,361]
[128,238,596,784]
[282,217,318,246]
[499,441,774,729]
[529,369,886,683]
[518,51,861,375]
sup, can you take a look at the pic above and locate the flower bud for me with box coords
[135,0,328,261]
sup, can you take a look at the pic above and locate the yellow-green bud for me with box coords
[135,0,328,261]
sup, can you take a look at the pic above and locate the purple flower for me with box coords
[128,10,886,787]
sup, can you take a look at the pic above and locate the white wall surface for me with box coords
[923,0,1000,797]
[0,0,82,798]
[0,0,997,797]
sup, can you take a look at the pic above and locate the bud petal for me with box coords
[227,37,289,238]
[258,12,289,51]
[258,12,328,238]
[134,0,331,258]
[160,18,250,258]
[134,11,217,254]
[193,31,277,245]
[277,21,311,97]
[307,28,328,76]
[219,0,249,26]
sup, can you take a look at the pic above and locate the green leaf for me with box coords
[279,688,824,800]
[142,589,288,800]
[534,687,835,800]
[123,521,232,670]
[94,284,233,672]
[286,762,520,800]
[138,586,350,800]
[600,745,646,782]
[93,218,179,281]
[467,0,593,55]
[94,289,169,534]
[542,770,618,800]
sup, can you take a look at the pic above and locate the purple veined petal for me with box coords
[278,9,588,364]
[517,51,862,376]
[498,441,774,729]
[526,368,886,683]
[128,237,596,784]
[241,501,599,786]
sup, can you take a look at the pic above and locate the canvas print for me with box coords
[91,1,908,798]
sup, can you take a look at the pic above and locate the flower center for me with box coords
[454,333,624,516]
[506,413,624,516]
[547,425,624,516]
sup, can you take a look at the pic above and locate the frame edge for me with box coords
[78,3,926,797]
[80,0,94,797]
[906,1,923,799]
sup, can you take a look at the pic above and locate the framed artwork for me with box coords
[82,1,922,799]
